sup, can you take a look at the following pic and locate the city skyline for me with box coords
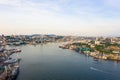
[0,0,120,36]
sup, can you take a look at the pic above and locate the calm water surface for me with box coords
[14,43,120,80]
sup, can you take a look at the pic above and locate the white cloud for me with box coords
[0,0,22,6]
[0,0,120,36]
[103,0,120,8]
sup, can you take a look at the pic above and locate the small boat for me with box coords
[59,45,68,49]
[94,59,98,61]
[4,58,21,64]
[10,49,22,53]
[94,57,98,61]
[15,49,21,52]
[4,59,18,64]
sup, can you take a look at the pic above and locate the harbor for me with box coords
[1,35,120,80]
[16,43,120,80]
[1,0,120,79]
[0,35,21,80]
[0,48,21,80]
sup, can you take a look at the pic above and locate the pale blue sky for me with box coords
[0,0,120,36]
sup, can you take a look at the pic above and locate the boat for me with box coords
[9,49,21,53]
[94,57,98,61]
[15,49,21,52]
[4,59,18,64]
[4,58,21,64]
[59,45,68,49]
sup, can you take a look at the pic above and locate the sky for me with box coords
[0,0,120,36]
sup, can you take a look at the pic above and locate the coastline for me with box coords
[59,43,120,61]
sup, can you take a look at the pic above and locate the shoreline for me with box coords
[59,44,120,61]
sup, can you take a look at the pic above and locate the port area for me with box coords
[0,47,21,80]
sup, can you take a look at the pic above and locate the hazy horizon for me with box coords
[0,0,120,36]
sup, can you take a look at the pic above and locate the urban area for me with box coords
[0,34,120,80]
